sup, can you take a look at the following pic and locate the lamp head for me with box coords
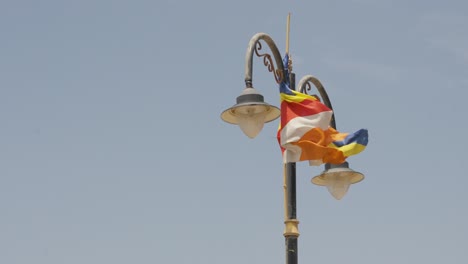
[311,162,364,200]
[220,87,281,138]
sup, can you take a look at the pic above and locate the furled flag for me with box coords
[277,55,368,165]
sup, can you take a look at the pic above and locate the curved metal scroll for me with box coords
[245,33,285,88]
[298,75,336,129]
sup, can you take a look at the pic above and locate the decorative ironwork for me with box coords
[254,41,283,84]
[301,81,312,94]
[301,81,320,101]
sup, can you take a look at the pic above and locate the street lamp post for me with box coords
[220,32,364,264]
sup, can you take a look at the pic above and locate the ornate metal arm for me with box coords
[244,33,285,88]
[298,75,336,129]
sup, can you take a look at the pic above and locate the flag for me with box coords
[277,55,368,165]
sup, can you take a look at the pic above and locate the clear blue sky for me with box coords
[1,1,467,263]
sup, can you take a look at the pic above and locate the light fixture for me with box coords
[311,162,364,200]
[221,87,281,138]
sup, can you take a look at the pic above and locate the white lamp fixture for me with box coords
[311,162,364,200]
[221,87,280,138]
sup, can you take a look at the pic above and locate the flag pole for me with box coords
[286,13,291,55]
[283,12,291,223]
[283,13,291,223]
[285,13,292,73]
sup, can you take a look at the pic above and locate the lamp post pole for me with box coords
[284,73,298,264]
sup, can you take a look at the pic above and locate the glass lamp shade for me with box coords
[220,88,280,138]
[311,162,364,200]
[235,105,268,138]
[323,173,351,200]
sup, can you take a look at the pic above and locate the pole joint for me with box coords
[283,219,300,237]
